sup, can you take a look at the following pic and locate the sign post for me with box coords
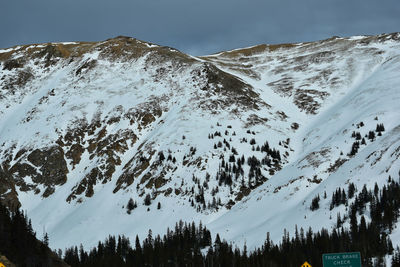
[322,252,361,267]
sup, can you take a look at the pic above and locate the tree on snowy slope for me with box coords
[0,202,67,266]
[64,174,400,266]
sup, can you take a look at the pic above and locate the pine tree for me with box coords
[310,194,320,211]
[144,194,152,206]
[361,137,366,145]
[158,151,165,161]
[135,235,141,252]
[368,130,375,140]
[127,198,137,214]
[348,183,356,199]
[43,232,49,246]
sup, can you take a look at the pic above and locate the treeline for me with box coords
[64,221,213,267]
[2,173,399,267]
[63,218,392,267]
[0,201,67,266]
[327,175,400,233]
[64,174,400,267]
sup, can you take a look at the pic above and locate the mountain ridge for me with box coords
[0,33,400,251]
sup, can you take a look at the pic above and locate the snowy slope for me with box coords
[0,33,400,251]
[207,40,400,248]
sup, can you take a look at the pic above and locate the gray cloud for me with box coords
[1,0,399,55]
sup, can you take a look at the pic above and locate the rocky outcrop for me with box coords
[0,33,399,215]
[0,166,19,209]
[9,146,68,198]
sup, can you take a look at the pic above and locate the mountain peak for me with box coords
[0,33,400,251]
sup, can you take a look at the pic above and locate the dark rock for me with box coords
[2,59,24,70]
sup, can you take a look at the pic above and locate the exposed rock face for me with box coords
[0,35,268,209]
[3,59,24,70]
[1,33,400,251]
[0,166,19,209]
[8,146,68,198]
[0,34,399,209]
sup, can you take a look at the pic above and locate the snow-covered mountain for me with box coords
[0,33,399,251]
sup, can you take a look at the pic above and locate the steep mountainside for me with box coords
[0,33,400,251]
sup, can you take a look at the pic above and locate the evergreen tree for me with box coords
[0,201,62,266]
[144,193,152,206]
[62,174,400,267]
[126,197,137,214]
[310,194,320,211]
[43,232,49,247]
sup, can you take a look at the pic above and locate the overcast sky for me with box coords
[1,0,399,55]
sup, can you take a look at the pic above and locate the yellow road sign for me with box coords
[301,261,312,267]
